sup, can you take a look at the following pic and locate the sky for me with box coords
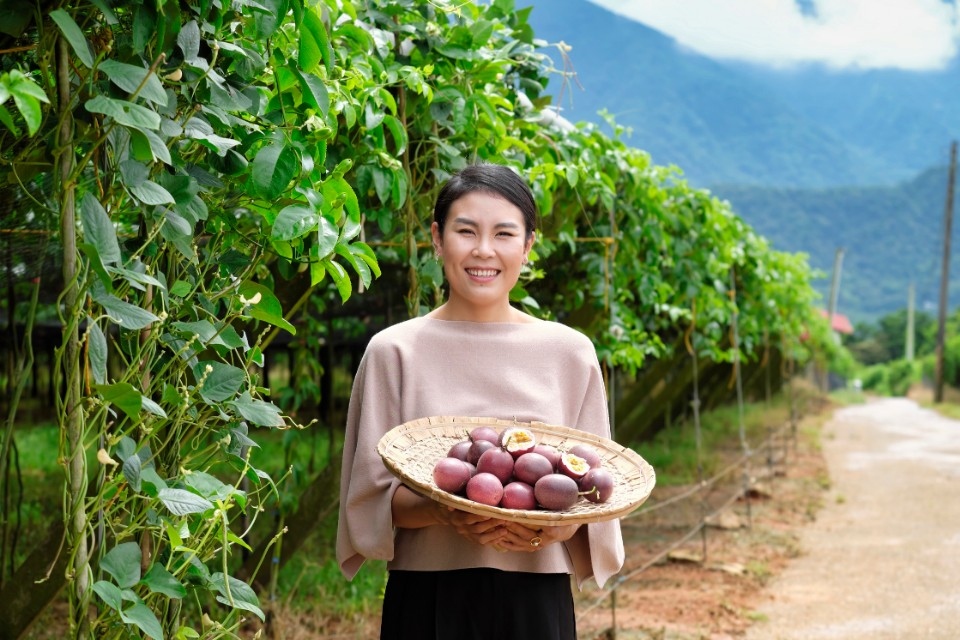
[587,0,960,71]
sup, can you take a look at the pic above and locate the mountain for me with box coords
[712,168,957,322]
[524,0,960,190]
[524,0,960,320]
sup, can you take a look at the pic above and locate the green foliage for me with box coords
[886,359,918,396]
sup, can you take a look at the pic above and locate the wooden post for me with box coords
[935,141,957,403]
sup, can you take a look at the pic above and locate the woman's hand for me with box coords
[495,521,581,553]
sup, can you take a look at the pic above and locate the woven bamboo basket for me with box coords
[377,415,656,527]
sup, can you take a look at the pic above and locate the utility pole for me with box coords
[906,282,915,362]
[935,141,957,403]
[824,247,844,392]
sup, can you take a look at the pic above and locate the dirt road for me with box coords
[745,397,960,639]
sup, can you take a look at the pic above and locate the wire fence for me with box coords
[575,402,805,639]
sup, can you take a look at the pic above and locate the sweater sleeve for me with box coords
[564,339,626,589]
[336,339,404,580]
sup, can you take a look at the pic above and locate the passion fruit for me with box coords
[579,467,615,503]
[447,440,473,461]
[467,440,495,466]
[534,473,580,511]
[432,457,472,494]
[500,427,537,458]
[532,444,561,470]
[476,447,515,484]
[513,452,554,486]
[568,444,602,469]
[557,452,590,480]
[466,472,504,506]
[500,481,537,510]
[469,426,500,445]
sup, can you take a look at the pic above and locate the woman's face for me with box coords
[432,191,534,319]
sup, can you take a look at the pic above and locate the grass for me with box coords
[640,383,815,486]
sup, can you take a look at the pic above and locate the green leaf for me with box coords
[0,105,19,136]
[290,66,329,116]
[93,580,124,611]
[140,467,168,493]
[120,601,164,640]
[80,193,121,266]
[101,541,142,589]
[86,95,161,130]
[238,281,296,334]
[194,361,245,403]
[210,572,265,621]
[94,293,159,330]
[183,470,234,501]
[49,10,94,68]
[170,280,191,297]
[142,563,187,599]
[11,90,41,136]
[95,382,142,417]
[122,454,141,492]
[177,20,201,64]
[316,215,338,260]
[272,205,318,241]
[129,180,175,205]
[349,241,381,278]
[87,320,108,384]
[99,60,168,106]
[229,391,284,427]
[324,258,351,303]
[252,142,298,200]
[141,395,166,417]
[381,115,407,155]
[158,488,215,516]
[299,9,332,74]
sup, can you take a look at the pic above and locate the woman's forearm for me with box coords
[391,484,445,529]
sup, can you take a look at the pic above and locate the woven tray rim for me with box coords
[377,415,656,526]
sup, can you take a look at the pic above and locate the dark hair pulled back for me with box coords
[433,163,538,239]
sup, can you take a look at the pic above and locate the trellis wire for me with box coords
[576,417,798,636]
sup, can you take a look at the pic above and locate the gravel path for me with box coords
[745,396,960,639]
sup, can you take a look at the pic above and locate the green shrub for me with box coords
[886,359,917,396]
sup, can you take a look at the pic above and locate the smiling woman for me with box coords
[336,163,625,640]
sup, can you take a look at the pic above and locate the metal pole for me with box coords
[906,282,915,362]
[935,141,957,403]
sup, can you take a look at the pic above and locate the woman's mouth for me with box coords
[466,268,499,279]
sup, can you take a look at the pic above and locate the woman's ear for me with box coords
[431,222,442,257]
[524,232,536,257]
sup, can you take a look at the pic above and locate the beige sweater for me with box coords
[336,316,625,588]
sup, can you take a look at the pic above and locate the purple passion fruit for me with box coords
[469,426,500,445]
[557,452,590,480]
[476,447,515,484]
[466,472,504,506]
[532,444,561,470]
[501,481,537,510]
[467,440,496,466]
[432,457,473,494]
[500,427,537,458]
[579,467,615,503]
[568,444,602,469]
[513,452,554,486]
[534,473,580,511]
[447,440,473,461]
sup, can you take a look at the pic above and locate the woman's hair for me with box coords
[433,163,538,239]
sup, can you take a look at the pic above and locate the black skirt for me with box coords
[380,568,577,640]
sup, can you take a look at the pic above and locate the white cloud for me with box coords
[587,0,960,70]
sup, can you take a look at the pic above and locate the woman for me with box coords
[336,163,624,639]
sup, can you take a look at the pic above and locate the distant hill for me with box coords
[525,0,960,190]
[713,168,959,322]
[524,0,960,320]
